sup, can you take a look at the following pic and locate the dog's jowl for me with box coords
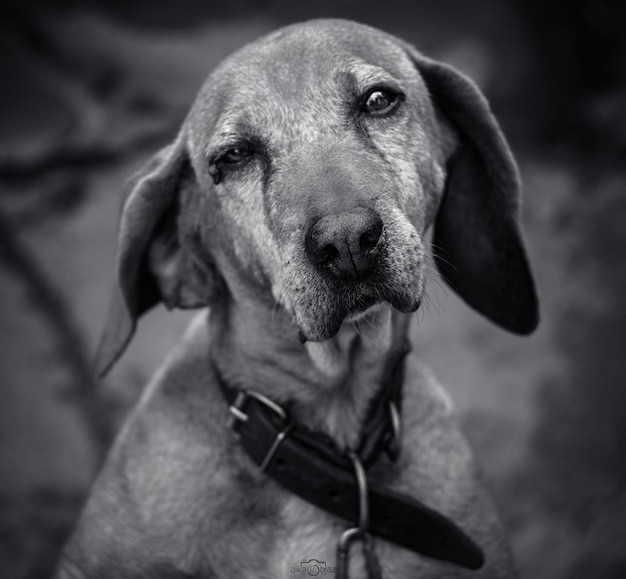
[55,19,538,579]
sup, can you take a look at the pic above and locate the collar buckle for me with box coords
[227,390,287,435]
[228,390,293,472]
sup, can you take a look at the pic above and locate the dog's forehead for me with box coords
[188,20,426,148]
[221,20,413,85]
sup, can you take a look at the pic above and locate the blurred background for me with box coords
[1,0,625,577]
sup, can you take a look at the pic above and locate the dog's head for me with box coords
[96,20,538,376]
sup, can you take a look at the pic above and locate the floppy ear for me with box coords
[95,130,218,377]
[406,47,539,334]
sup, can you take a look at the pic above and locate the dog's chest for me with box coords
[220,485,424,579]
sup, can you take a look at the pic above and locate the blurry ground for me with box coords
[1,1,625,578]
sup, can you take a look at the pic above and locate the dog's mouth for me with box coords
[293,273,423,343]
[344,301,386,324]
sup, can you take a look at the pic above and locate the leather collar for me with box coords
[215,340,484,570]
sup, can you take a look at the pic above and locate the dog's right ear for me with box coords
[95,130,217,377]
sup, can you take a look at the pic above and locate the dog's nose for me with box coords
[305,208,383,279]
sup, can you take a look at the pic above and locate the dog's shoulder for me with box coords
[395,356,516,577]
[60,313,239,572]
[112,311,227,473]
[399,355,482,504]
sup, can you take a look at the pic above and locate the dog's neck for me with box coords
[208,297,411,449]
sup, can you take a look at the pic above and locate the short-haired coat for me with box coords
[54,19,538,579]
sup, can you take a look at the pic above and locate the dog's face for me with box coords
[96,20,538,375]
[185,22,447,340]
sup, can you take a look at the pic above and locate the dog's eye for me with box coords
[221,147,253,164]
[361,89,401,116]
[209,147,256,184]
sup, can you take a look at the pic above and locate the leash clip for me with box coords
[336,453,382,579]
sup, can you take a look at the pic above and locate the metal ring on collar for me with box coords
[347,451,369,532]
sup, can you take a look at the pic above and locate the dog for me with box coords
[54,19,538,579]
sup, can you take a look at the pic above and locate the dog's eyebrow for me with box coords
[204,120,265,160]
[341,63,402,94]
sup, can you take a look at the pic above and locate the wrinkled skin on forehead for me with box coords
[183,21,448,340]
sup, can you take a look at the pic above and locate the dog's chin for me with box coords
[299,292,421,343]
[344,302,387,324]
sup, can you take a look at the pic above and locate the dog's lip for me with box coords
[344,302,386,323]
[298,295,422,343]
[347,296,422,323]
[292,262,424,342]
[297,299,378,343]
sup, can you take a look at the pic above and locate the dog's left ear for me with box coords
[405,47,539,334]
[95,130,218,377]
